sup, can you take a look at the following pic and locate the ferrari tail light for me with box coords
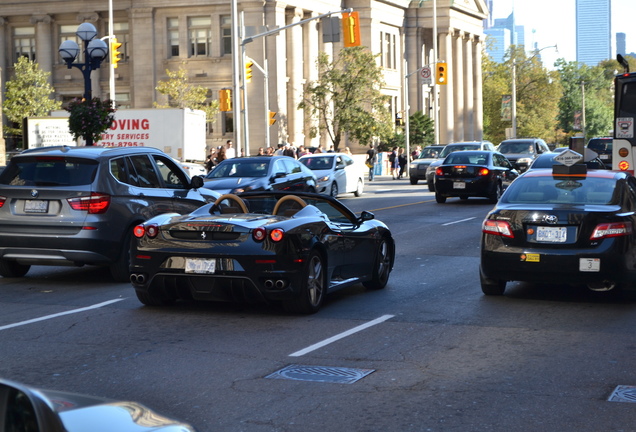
[67,193,111,214]
[252,227,284,242]
[590,221,632,240]
[0,196,5,208]
[270,228,284,242]
[133,223,159,239]
[482,219,514,238]
[252,227,267,242]
[478,168,490,176]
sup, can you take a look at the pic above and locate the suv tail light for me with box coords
[482,219,514,238]
[590,221,632,240]
[67,193,111,214]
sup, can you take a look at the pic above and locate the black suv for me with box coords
[587,137,613,169]
[0,146,219,281]
[497,138,550,172]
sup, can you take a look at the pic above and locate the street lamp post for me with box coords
[58,23,109,146]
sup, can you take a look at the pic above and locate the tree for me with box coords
[66,98,115,145]
[299,47,393,151]
[409,111,435,147]
[155,64,218,122]
[3,57,62,137]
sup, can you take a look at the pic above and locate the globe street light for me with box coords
[58,22,109,146]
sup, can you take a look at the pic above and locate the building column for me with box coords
[438,29,454,144]
[31,15,53,84]
[304,12,319,148]
[265,1,287,148]
[463,33,475,141]
[473,36,484,140]
[453,30,464,141]
[286,8,304,147]
[130,8,154,107]
[404,25,419,117]
[0,18,7,91]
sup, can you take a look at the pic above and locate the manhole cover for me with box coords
[608,385,636,403]
[266,365,374,384]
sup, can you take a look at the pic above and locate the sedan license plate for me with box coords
[580,258,600,272]
[453,182,466,189]
[185,258,216,274]
[536,226,567,243]
[600,155,609,160]
[24,200,49,213]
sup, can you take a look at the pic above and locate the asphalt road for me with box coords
[2,176,636,431]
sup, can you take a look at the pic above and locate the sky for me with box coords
[490,0,636,68]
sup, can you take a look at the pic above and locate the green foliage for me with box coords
[409,111,435,146]
[66,98,116,144]
[3,57,62,136]
[155,64,219,122]
[299,47,392,151]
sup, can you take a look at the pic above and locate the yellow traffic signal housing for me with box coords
[342,12,361,47]
[436,62,448,85]
[245,60,253,83]
[219,89,232,112]
[110,37,123,68]
[269,111,277,126]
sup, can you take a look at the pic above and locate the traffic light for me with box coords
[436,62,448,85]
[269,111,277,126]
[245,59,253,83]
[342,12,361,47]
[219,89,232,112]
[110,37,123,68]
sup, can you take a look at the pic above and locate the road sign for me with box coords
[554,149,582,167]
[420,66,432,85]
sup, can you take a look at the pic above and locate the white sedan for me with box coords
[299,153,364,197]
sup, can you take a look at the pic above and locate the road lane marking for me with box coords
[289,314,395,357]
[442,217,476,226]
[0,298,125,331]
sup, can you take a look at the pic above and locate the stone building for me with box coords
[0,0,487,157]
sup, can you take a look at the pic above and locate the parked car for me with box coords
[528,151,608,171]
[434,150,519,203]
[425,141,497,191]
[176,160,207,177]
[298,152,364,197]
[587,137,613,169]
[480,165,636,296]
[130,191,395,314]
[203,156,317,194]
[0,146,219,281]
[0,377,197,431]
[497,138,550,172]
[409,145,445,185]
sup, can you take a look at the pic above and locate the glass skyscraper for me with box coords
[576,0,611,65]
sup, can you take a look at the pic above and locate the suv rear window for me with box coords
[0,156,98,186]
[498,141,534,154]
[587,138,612,152]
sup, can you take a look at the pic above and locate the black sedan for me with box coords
[434,151,519,203]
[203,156,317,194]
[130,191,395,314]
[528,151,608,171]
[480,166,636,296]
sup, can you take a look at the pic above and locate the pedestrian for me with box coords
[366,144,378,182]
[266,147,274,155]
[297,145,310,157]
[314,145,323,154]
[389,147,399,179]
[216,146,227,164]
[283,143,296,158]
[398,147,407,178]
[411,145,422,161]
[257,147,265,156]
[205,148,217,172]
[225,140,236,158]
[344,146,353,156]
[274,143,285,155]
[327,144,335,153]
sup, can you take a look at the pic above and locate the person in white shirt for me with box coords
[225,140,236,159]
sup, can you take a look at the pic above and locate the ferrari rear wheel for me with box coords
[0,259,30,278]
[283,250,325,314]
[363,237,392,290]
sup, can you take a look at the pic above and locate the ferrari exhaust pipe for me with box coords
[275,279,286,289]
[264,279,274,289]
[130,273,146,284]
[130,274,138,284]
[587,280,616,292]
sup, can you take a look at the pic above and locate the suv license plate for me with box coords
[185,258,216,274]
[453,182,466,189]
[24,200,49,213]
[536,226,567,243]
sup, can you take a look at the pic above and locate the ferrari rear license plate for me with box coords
[24,200,49,213]
[185,258,216,274]
[453,182,466,189]
[536,226,567,243]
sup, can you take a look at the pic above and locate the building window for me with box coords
[14,27,36,62]
[115,93,131,109]
[168,18,179,57]
[108,21,130,65]
[60,24,83,63]
[221,15,232,56]
[380,32,397,70]
[188,17,211,57]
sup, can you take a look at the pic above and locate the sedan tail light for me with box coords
[590,221,632,240]
[0,196,5,208]
[482,219,514,238]
[67,193,111,214]
[478,168,490,176]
